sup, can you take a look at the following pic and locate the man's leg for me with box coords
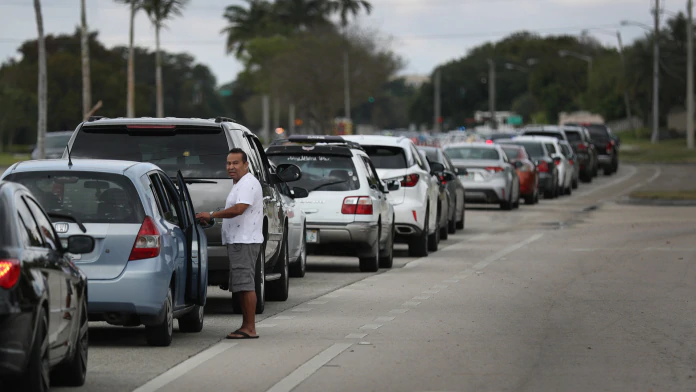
[239,290,256,336]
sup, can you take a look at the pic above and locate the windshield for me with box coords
[45,133,72,149]
[564,131,583,142]
[69,127,229,179]
[524,131,563,140]
[420,148,438,162]
[444,147,500,160]
[502,147,521,160]
[503,141,545,158]
[5,171,145,224]
[362,146,408,169]
[268,154,360,192]
[586,124,610,139]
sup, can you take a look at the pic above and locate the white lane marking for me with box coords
[307,300,328,305]
[598,166,662,203]
[375,316,395,322]
[443,279,459,283]
[573,165,638,197]
[358,341,371,345]
[389,309,409,314]
[291,308,313,312]
[472,233,544,271]
[422,290,440,294]
[274,316,296,320]
[345,333,368,339]
[645,247,696,251]
[132,342,237,392]
[432,284,449,289]
[360,324,383,330]
[256,324,277,328]
[402,301,421,306]
[404,233,490,269]
[265,343,353,392]
[413,296,430,300]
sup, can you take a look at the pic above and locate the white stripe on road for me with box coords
[131,342,238,392]
[472,233,544,271]
[573,165,637,198]
[404,233,491,269]
[265,343,353,392]
[597,166,662,203]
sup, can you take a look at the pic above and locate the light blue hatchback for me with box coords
[1,159,208,347]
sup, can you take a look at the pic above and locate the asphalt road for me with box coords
[47,163,696,391]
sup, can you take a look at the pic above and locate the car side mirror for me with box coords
[514,161,524,169]
[442,172,456,181]
[386,180,401,191]
[276,163,302,182]
[429,161,445,174]
[66,235,95,254]
[290,187,309,199]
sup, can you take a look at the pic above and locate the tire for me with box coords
[267,234,289,301]
[455,206,465,230]
[16,309,50,392]
[178,305,204,333]
[427,217,439,252]
[408,210,429,257]
[145,288,173,347]
[603,166,613,176]
[447,208,457,234]
[439,222,448,240]
[51,298,88,386]
[500,190,512,210]
[572,177,578,189]
[378,223,394,269]
[566,185,572,195]
[359,226,379,272]
[289,224,307,278]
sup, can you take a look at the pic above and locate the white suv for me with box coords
[266,135,395,272]
[344,135,441,257]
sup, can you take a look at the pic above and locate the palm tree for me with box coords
[142,0,189,117]
[116,0,145,117]
[81,0,92,121]
[274,0,331,32]
[33,0,46,160]
[221,0,275,58]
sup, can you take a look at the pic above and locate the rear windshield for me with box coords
[362,146,407,169]
[444,147,500,160]
[420,149,438,162]
[4,171,145,224]
[45,133,72,149]
[503,142,545,158]
[268,154,360,192]
[560,144,573,157]
[564,131,583,142]
[501,147,521,160]
[524,131,563,140]
[586,124,610,139]
[69,126,229,179]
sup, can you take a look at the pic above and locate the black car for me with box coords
[562,125,598,182]
[0,181,95,391]
[417,146,466,233]
[565,122,619,175]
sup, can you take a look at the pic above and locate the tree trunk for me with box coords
[80,0,92,121]
[155,24,163,118]
[34,0,46,159]
[127,0,136,117]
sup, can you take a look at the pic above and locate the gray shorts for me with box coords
[226,243,261,293]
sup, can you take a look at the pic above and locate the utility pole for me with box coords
[289,104,296,136]
[343,52,351,122]
[651,0,661,144]
[273,97,280,130]
[262,95,270,145]
[616,32,637,137]
[687,0,695,149]
[487,59,497,130]
[80,0,92,121]
[433,69,441,132]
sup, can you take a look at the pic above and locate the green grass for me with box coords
[619,129,696,164]
[0,153,30,166]
[630,190,696,200]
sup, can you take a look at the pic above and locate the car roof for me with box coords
[46,131,74,137]
[342,135,411,147]
[444,142,498,148]
[512,135,560,142]
[81,117,231,128]
[5,159,159,177]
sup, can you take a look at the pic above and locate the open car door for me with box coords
[176,170,206,306]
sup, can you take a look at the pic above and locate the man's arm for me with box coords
[196,204,249,222]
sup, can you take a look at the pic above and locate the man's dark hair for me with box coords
[228,148,248,163]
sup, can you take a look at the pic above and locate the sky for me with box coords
[0,0,666,86]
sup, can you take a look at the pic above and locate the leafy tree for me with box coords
[327,0,372,28]
[222,0,278,58]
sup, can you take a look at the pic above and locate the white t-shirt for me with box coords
[221,173,264,244]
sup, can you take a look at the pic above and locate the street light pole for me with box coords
[651,0,661,144]
[558,50,593,90]
[487,59,497,130]
[687,0,694,149]
[433,69,441,133]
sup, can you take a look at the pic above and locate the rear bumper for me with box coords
[393,199,428,237]
[87,258,171,325]
[306,221,379,257]
[538,173,554,192]
[597,154,614,166]
[0,311,33,376]
[462,180,506,204]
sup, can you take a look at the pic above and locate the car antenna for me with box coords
[67,143,73,167]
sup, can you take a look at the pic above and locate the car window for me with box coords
[421,148,438,162]
[360,156,379,189]
[361,146,408,169]
[501,147,521,160]
[6,171,145,224]
[411,145,428,171]
[245,135,269,182]
[23,197,58,250]
[444,147,500,160]
[69,126,230,179]
[524,131,563,140]
[560,144,573,157]
[268,154,360,192]
[158,173,184,227]
[564,131,583,142]
[585,124,610,139]
[45,133,72,149]
[15,196,44,248]
[502,142,545,158]
[545,143,557,154]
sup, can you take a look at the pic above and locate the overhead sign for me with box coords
[507,115,523,125]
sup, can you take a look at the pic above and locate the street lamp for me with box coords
[558,50,593,88]
[505,63,530,73]
[621,19,660,144]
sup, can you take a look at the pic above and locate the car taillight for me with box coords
[0,259,20,289]
[485,139,493,144]
[569,159,574,166]
[553,157,561,165]
[129,216,161,261]
[401,174,420,187]
[485,166,504,173]
[341,196,373,215]
[577,143,587,151]
[537,161,549,172]
[606,141,614,153]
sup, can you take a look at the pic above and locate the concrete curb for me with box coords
[618,198,696,207]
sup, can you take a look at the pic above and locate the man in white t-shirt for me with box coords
[196,148,263,339]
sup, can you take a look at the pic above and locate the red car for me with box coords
[500,144,539,204]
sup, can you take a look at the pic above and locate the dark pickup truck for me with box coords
[565,123,619,175]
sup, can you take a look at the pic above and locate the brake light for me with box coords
[401,174,420,187]
[577,143,587,151]
[553,157,561,165]
[341,196,373,215]
[606,141,614,153]
[0,259,20,289]
[485,139,493,144]
[129,216,161,261]
[537,161,549,172]
[126,125,176,129]
[569,159,574,166]
[484,166,504,173]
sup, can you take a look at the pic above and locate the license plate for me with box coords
[306,229,319,243]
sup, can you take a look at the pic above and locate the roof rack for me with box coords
[214,116,236,123]
[88,116,108,122]
[270,135,365,151]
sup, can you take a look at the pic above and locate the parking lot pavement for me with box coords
[53,164,696,392]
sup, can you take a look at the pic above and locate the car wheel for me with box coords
[178,305,204,333]
[439,219,449,240]
[267,234,289,301]
[447,205,457,233]
[145,288,173,347]
[51,297,88,386]
[572,177,579,189]
[427,218,439,252]
[17,309,50,392]
[379,223,394,269]
[455,205,465,230]
[408,209,429,257]
[500,190,512,210]
[290,224,307,278]
[359,226,380,272]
